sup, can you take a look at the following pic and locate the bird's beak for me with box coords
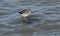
[19,12,22,14]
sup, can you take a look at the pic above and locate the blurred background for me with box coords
[0,0,60,36]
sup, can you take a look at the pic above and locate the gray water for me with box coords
[0,0,60,36]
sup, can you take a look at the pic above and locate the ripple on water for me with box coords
[0,0,60,36]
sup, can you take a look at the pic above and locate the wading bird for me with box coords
[19,9,31,24]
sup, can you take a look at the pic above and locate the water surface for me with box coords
[0,0,60,36]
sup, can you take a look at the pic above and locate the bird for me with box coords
[19,9,31,24]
